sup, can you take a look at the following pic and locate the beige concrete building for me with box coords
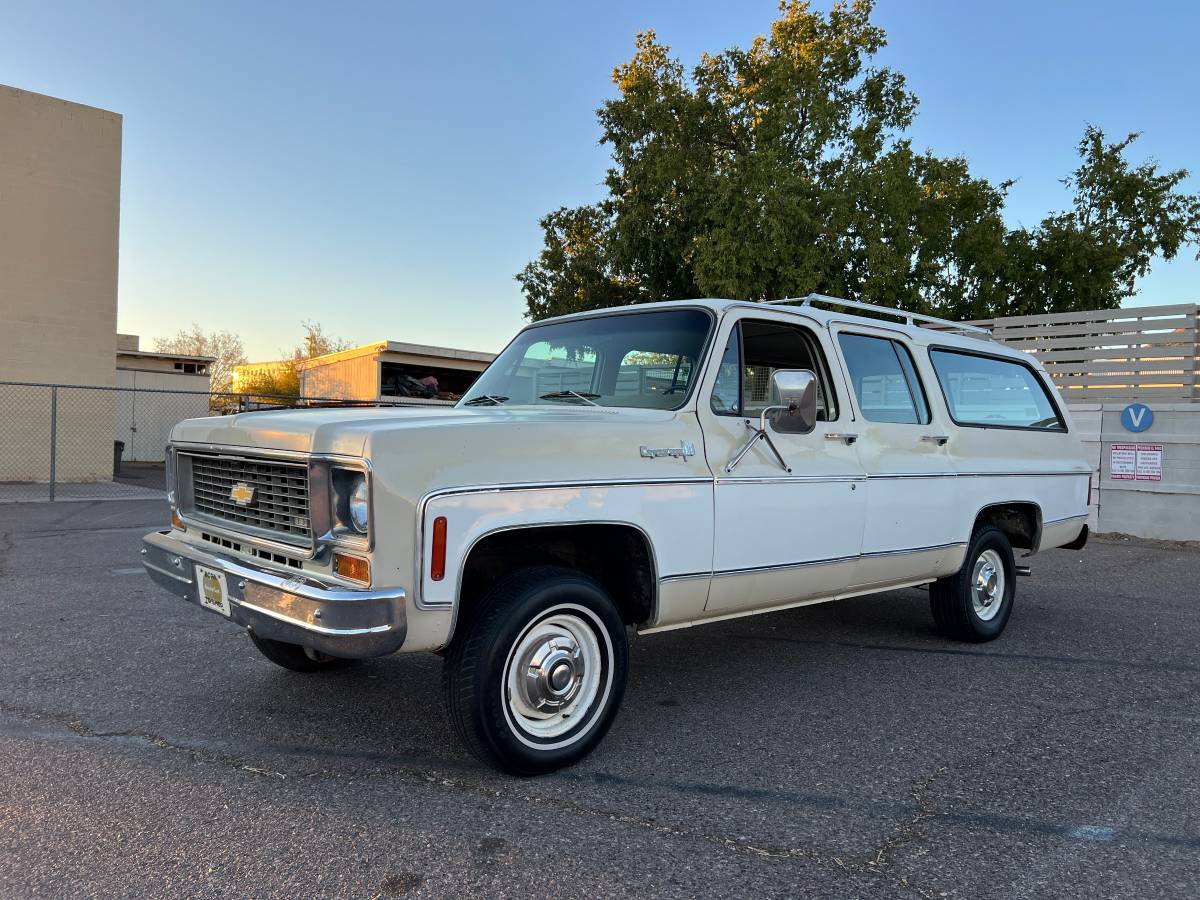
[0,85,122,482]
[298,340,495,402]
[115,335,213,462]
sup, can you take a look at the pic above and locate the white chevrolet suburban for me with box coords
[142,295,1090,774]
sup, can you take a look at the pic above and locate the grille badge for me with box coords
[229,482,255,506]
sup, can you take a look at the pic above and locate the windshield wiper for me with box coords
[539,390,600,407]
[463,394,509,406]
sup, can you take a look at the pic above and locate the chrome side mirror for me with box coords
[724,369,819,475]
[766,369,818,434]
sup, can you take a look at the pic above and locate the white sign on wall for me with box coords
[1110,443,1163,482]
[1135,444,1163,481]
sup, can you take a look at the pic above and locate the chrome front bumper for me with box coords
[141,530,407,658]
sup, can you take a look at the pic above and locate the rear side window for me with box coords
[929,349,1065,430]
[837,333,930,424]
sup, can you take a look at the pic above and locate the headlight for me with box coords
[330,468,369,539]
[348,477,369,534]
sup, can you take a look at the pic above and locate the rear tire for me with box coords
[930,526,1016,643]
[249,633,356,672]
[443,565,629,776]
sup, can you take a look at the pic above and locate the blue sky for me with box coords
[2,0,1197,359]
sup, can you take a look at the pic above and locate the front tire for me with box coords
[930,526,1016,642]
[444,566,629,776]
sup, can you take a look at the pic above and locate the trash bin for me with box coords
[113,440,125,476]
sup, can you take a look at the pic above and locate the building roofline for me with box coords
[233,359,292,369]
[1,83,122,120]
[116,349,215,363]
[297,340,495,370]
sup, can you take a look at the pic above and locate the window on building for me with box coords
[837,333,930,425]
[929,348,1065,430]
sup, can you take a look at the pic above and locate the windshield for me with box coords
[459,308,714,410]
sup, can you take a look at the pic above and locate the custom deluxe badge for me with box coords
[639,441,696,460]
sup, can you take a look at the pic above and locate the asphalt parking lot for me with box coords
[1,499,1197,899]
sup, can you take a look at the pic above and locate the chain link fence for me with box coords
[0,381,447,503]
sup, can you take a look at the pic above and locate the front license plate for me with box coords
[195,564,231,617]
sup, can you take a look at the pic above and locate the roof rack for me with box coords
[766,293,993,338]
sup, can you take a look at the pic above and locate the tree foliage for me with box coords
[518,0,1200,321]
[154,324,246,393]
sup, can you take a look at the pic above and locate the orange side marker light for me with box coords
[332,552,371,584]
[431,516,448,581]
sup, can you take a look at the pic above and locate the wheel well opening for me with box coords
[458,524,656,627]
[974,502,1040,552]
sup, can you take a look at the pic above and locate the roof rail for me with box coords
[766,293,993,338]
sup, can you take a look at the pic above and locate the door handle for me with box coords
[921,435,950,446]
[824,433,858,445]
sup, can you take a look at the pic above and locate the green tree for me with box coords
[518,1,1200,321]
[1001,128,1200,315]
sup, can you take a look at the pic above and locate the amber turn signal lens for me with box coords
[431,516,448,581]
[332,552,370,584]
[171,508,185,531]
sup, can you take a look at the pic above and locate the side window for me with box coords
[710,330,741,414]
[710,319,837,421]
[837,333,930,425]
[929,349,1065,430]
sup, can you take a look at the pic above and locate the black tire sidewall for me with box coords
[249,632,353,672]
[469,571,628,775]
[959,527,1016,640]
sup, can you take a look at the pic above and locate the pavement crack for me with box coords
[860,765,949,897]
[0,700,290,780]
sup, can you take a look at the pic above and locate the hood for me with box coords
[171,405,671,456]
[172,402,713,512]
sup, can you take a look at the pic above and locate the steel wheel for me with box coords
[502,604,612,748]
[971,548,1005,622]
[443,566,629,775]
[930,525,1015,643]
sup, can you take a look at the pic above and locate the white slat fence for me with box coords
[969,303,1199,401]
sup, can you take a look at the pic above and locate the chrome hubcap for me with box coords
[504,608,607,743]
[522,636,583,712]
[971,549,1005,621]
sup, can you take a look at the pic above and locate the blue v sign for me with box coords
[1120,403,1154,433]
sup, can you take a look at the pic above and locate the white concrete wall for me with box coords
[1069,401,1200,542]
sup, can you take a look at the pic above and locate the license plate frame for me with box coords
[195,564,232,617]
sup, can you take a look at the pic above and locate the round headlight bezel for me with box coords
[348,475,370,535]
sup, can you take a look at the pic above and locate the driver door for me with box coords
[698,311,867,615]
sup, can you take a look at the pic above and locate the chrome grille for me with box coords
[182,452,311,543]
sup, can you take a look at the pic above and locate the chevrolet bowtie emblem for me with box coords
[229,482,255,506]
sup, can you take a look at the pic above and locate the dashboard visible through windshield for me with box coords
[459,308,714,411]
